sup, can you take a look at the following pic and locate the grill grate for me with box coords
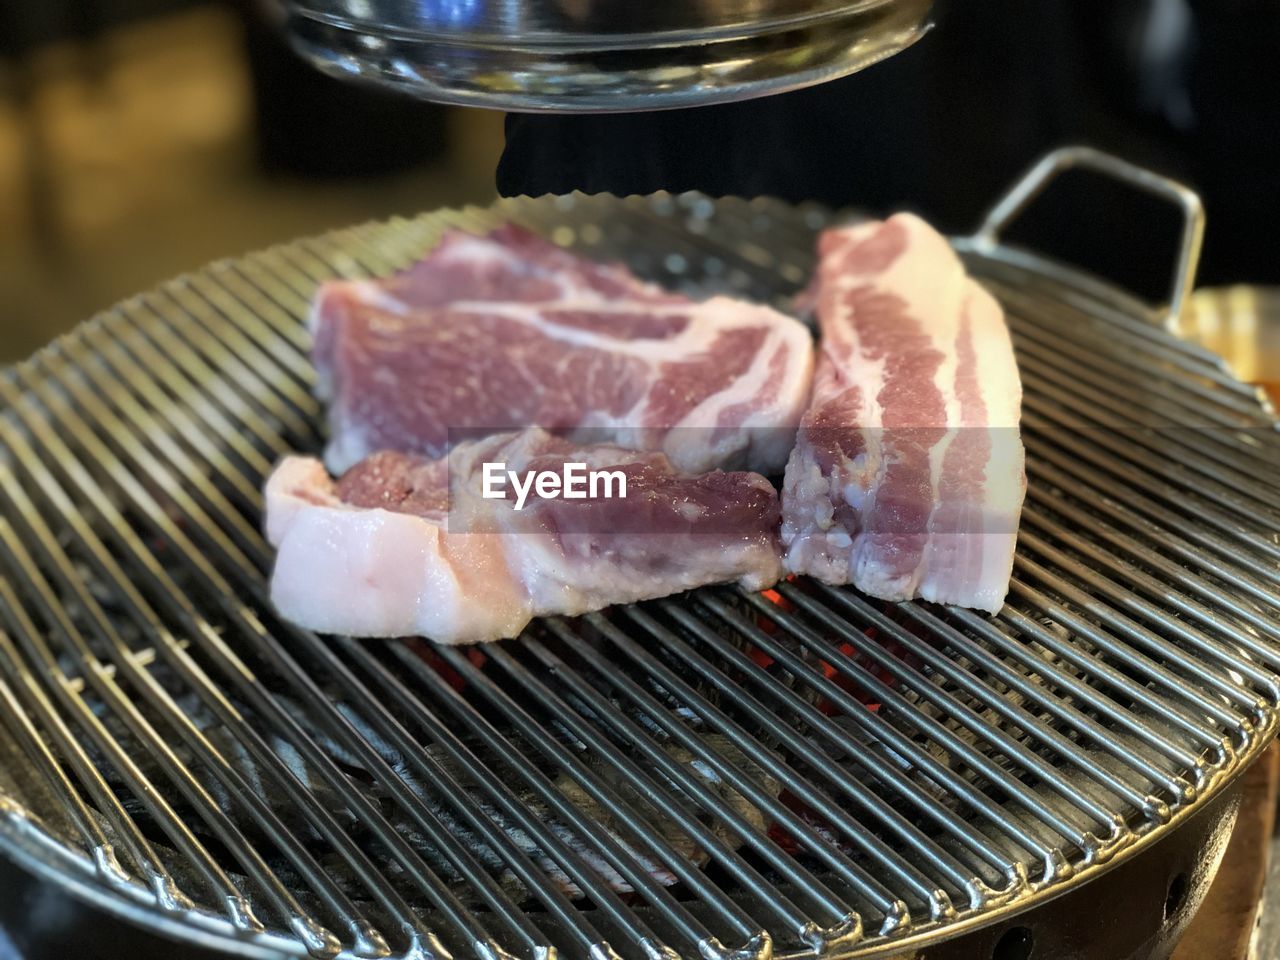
[0,189,1277,960]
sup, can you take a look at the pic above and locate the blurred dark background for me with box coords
[0,0,502,362]
[501,0,1280,308]
[2,0,1278,363]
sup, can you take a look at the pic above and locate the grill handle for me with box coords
[971,145,1205,330]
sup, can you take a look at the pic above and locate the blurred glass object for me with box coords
[280,0,933,111]
[417,0,484,28]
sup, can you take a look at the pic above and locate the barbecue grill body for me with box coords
[0,150,1276,960]
[0,776,1245,960]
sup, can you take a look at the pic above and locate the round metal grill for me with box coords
[0,151,1276,960]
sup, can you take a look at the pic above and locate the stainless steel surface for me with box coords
[280,0,932,111]
[0,159,1278,960]
[972,146,1206,331]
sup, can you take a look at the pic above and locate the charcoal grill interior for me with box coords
[0,184,1277,960]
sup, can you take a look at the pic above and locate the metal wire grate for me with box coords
[0,190,1277,960]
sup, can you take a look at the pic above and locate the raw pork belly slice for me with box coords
[781,213,1025,613]
[311,226,814,476]
[265,428,783,644]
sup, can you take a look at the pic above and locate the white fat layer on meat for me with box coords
[541,293,815,473]
[463,295,797,363]
[310,283,415,333]
[697,337,814,471]
[265,455,530,642]
[436,232,669,303]
[264,430,784,644]
[263,456,335,547]
[917,282,1023,610]
[358,283,417,317]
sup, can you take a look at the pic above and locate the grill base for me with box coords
[0,772,1244,960]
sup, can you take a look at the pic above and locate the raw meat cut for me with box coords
[310,226,814,476]
[311,226,681,350]
[781,213,1025,613]
[265,428,783,644]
